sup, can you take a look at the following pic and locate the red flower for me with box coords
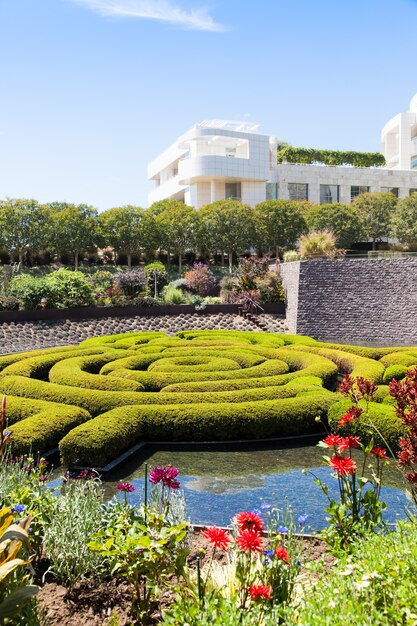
[274,546,290,564]
[338,374,354,396]
[356,377,377,400]
[201,526,231,550]
[338,406,363,427]
[371,447,388,459]
[405,472,417,484]
[339,436,361,451]
[248,584,273,601]
[236,529,263,553]
[149,465,180,489]
[329,455,357,476]
[233,511,264,533]
[322,434,343,448]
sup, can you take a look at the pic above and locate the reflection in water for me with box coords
[186,474,265,495]
[99,444,411,530]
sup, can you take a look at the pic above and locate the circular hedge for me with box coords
[1,331,416,468]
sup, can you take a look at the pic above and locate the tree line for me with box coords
[0,192,416,270]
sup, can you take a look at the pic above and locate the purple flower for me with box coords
[115,482,135,493]
[298,514,309,526]
[12,504,25,513]
[278,525,289,533]
[251,508,262,517]
[260,502,271,510]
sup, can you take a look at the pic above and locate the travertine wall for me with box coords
[280,258,417,345]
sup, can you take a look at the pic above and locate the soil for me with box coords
[36,528,332,626]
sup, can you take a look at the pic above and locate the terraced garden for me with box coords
[1,330,416,468]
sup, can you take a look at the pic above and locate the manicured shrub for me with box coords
[144,261,168,296]
[382,364,408,384]
[48,353,145,391]
[8,269,95,309]
[0,348,105,380]
[9,404,91,456]
[0,375,144,416]
[60,391,336,467]
[328,398,405,452]
[379,351,417,367]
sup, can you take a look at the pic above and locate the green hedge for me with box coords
[379,351,417,367]
[286,345,385,383]
[48,353,144,391]
[382,364,409,384]
[60,390,336,467]
[328,399,405,452]
[0,348,106,380]
[0,375,145,416]
[79,331,166,348]
[9,404,91,456]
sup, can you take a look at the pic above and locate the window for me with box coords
[380,187,399,197]
[288,183,308,201]
[350,186,369,200]
[410,189,417,195]
[320,185,339,204]
[411,156,417,169]
[266,183,279,200]
[225,182,241,200]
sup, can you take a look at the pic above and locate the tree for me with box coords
[99,205,144,267]
[305,202,363,248]
[0,199,52,264]
[254,200,308,258]
[155,201,195,272]
[197,200,256,272]
[391,193,417,245]
[51,204,99,269]
[352,192,398,250]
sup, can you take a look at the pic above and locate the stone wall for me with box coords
[280,258,417,345]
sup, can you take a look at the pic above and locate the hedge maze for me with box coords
[1,330,416,468]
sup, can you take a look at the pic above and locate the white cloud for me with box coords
[69,0,226,31]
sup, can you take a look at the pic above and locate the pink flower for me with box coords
[149,465,180,489]
[115,482,135,493]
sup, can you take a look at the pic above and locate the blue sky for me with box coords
[1,0,416,211]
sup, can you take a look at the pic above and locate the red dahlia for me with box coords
[201,526,231,550]
[248,584,273,601]
[338,406,363,427]
[236,529,263,553]
[274,546,291,564]
[371,447,388,459]
[329,455,357,476]
[322,434,343,448]
[233,511,264,533]
[339,436,361,451]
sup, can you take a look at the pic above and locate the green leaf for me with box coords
[0,585,39,619]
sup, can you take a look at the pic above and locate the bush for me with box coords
[113,268,146,296]
[60,391,335,467]
[298,230,342,258]
[145,261,168,296]
[8,404,91,456]
[236,256,269,290]
[184,263,216,296]
[0,295,20,310]
[283,250,304,262]
[43,269,95,308]
[255,271,286,304]
[8,270,95,309]
[382,364,408,384]
[8,274,53,309]
[328,398,405,452]
[162,285,184,304]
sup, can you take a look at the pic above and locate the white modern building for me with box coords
[148,96,417,209]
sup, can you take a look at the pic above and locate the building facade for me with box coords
[148,97,417,209]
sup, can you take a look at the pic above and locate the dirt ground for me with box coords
[37,529,332,626]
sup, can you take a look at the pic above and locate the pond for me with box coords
[100,442,411,531]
